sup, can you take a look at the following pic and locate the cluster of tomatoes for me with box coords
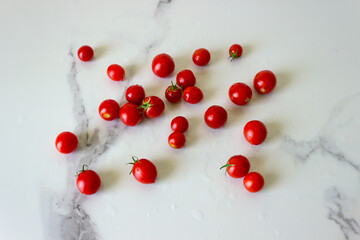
[55,44,276,195]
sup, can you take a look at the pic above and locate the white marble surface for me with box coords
[1,0,360,239]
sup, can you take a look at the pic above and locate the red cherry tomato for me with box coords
[128,157,157,184]
[107,64,125,81]
[77,45,94,62]
[98,99,120,121]
[183,86,203,104]
[192,48,211,66]
[253,70,277,94]
[76,165,101,195]
[151,53,175,78]
[220,155,250,178]
[55,131,78,154]
[168,132,186,149]
[176,69,196,89]
[204,105,228,129]
[119,103,143,126]
[243,120,267,145]
[140,96,165,118]
[228,82,252,106]
[165,82,182,103]
[125,85,145,105]
[229,44,243,61]
[243,172,264,193]
[171,116,189,133]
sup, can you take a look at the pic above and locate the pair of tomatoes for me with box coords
[221,155,264,193]
[168,116,189,149]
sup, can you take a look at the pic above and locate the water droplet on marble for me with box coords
[274,229,281,236]
[171,204,177,210]
[257,212,265,221]
[147,212,151,217]
[226,202,233,208]
[191,209,204,221]
[17,116,24,122]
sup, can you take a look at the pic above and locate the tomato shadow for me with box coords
[225,104,247,128]
[124,64,141,81]
[76,128,100,150]
[93,45,110,60]
[155,157,177,181]
[209,48,225,64]
[173,54,192,72]
[265,121,282,143]
[98,168,122,191]
[248,155,279,191]
[240,43,254,58]
[186,116,202,146]
[262,173,278,191]
[275,71,292,92]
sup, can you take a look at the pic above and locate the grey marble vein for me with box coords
[155,0,172,16]
[325,187,360,240]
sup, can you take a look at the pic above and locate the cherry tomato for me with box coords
[128,157,157,184]
[165,82,182,103]
[229,44,243,61]
[192,48,211,66]
[168,132,186,149]
[98,99,120,121]
[140,96,165,118]
[171,116,189,133]
[204,105,228,129]
[253,70,277,94]
[125,85,145,105]
[176,69,196,89]
[55,131,78,154]
[76,165,101,195]
[228,82,252,106]
[243,172,264,193]
[119,103,143,126]
[77,45,94,62]
[243,120,267,145]
[107,64,125,81]
[220,155,250,178]
[183,86,203,104]
[151,53,175,78]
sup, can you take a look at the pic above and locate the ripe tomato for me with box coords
[128,157,157,184]
[140,96,165,118]
[220,155,250,178]
[119,103,143,126]
[76,165,101,195]
[98,99,120,121]
[176,69,196,89]
[165,82,182,103]
[171,116,189,133]
[253,70,277,94]
[243,120,267,145]
[229,44,243,61]
[228,82,252,106]
[243,172,264,193]
[77,45,94,62]
[125,85,145,105]
[151,53,175,78]
[107,64,125,81]
[183,86,203,104]
[55,131,78,154]
[192,48,211,66]
[168,132,186,149]
[204,105,228,129]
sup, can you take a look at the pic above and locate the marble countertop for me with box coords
[1,0,360,239]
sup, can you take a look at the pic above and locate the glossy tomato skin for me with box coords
[243,120,267,145]
[229,44,243,60]
[192,48,211,66]
[98,99,120,121]
[204,105,228,129]
[171,116,189,133]
[107,64,125,81]
[229,82,252,106]
[77,45,94,62]
[132,159,157,184]
[176,69,196,89]
[119,103,143,126]
[222,155,250,178]
[168,132,186,149]
[152,53,175,78]
[183,86,203,104]
[125,85,145,105]
[141,96,165,118]
[253,70,277,94]
[165,84,182,103]
[55,131,78,154]
[76,169,101,195]
[243,172,264,193]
